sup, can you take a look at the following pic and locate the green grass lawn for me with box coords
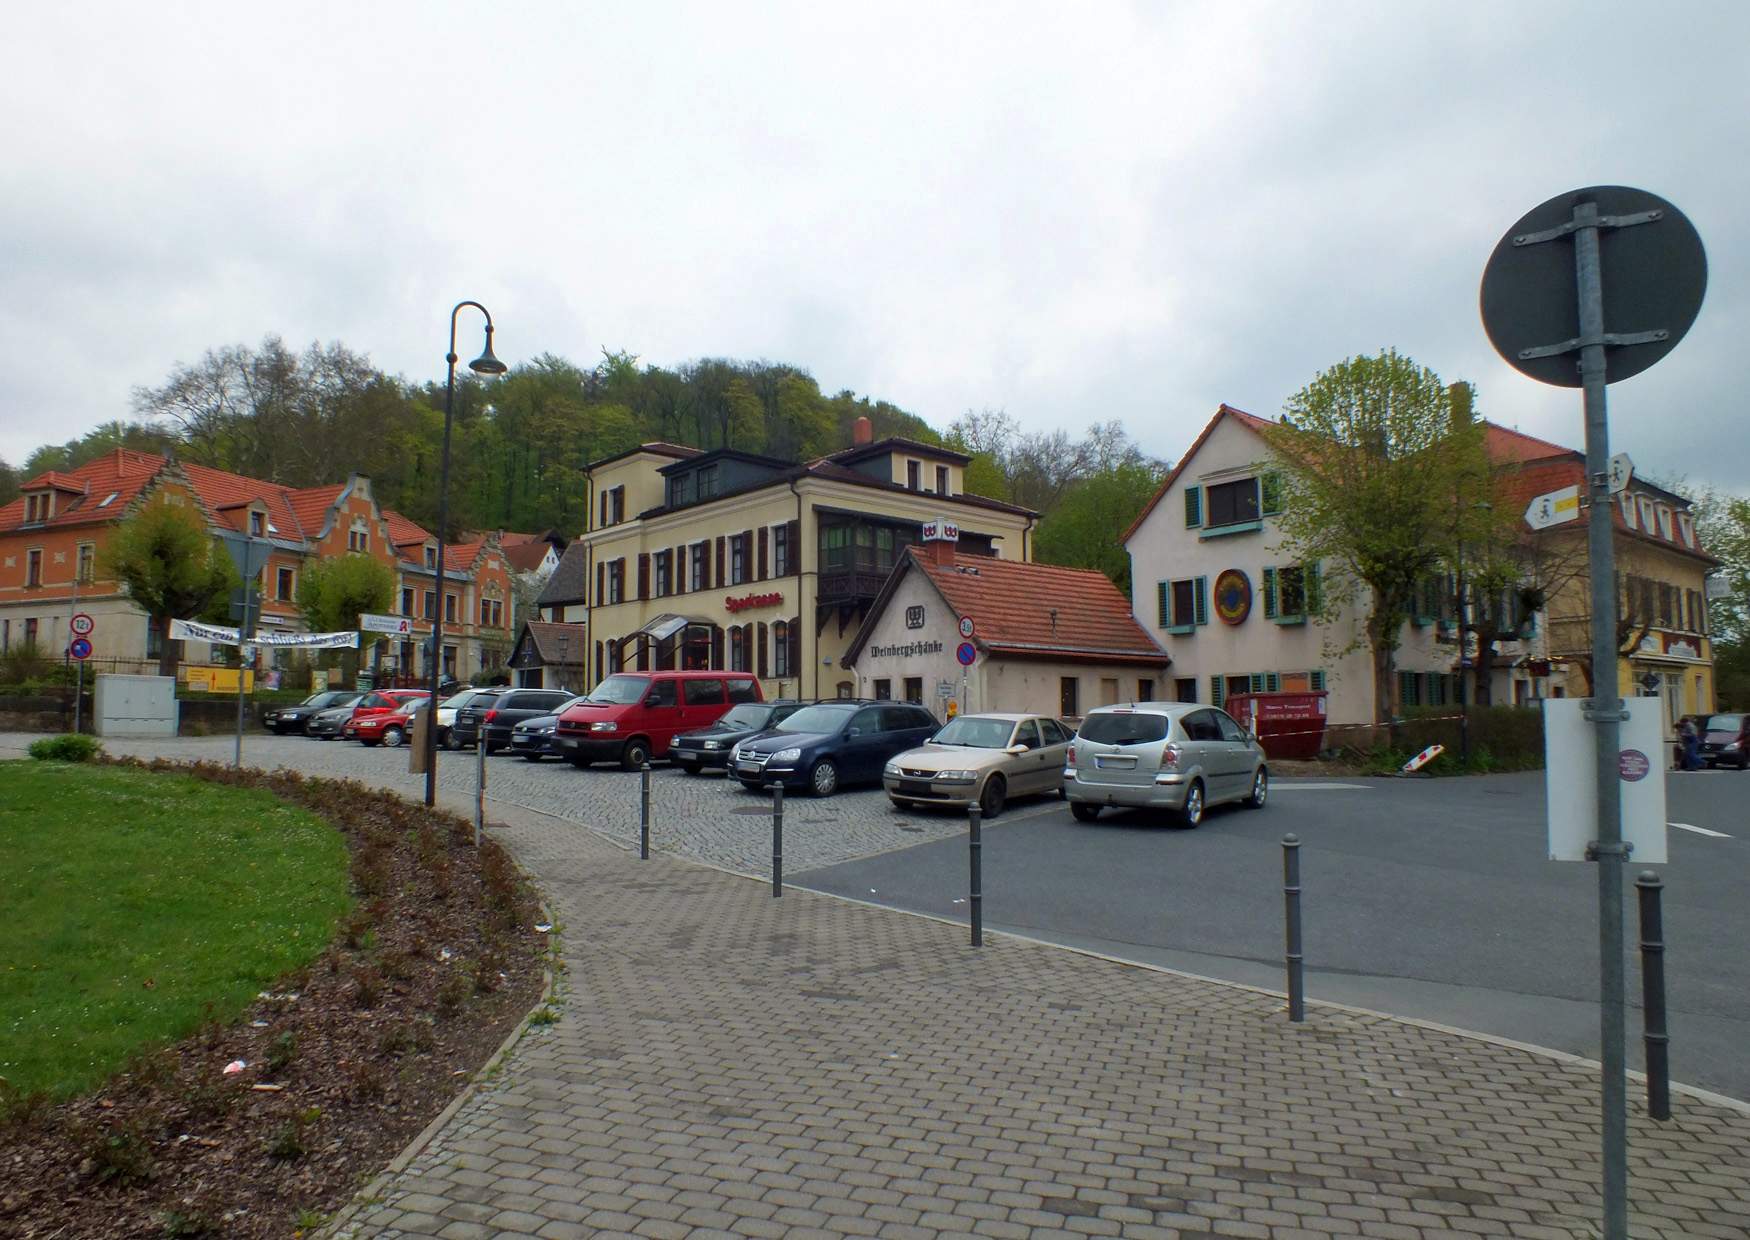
[0,762,351,1099]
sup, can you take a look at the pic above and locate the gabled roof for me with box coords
[537,541,589,607]
[382,510,433,549]
[844,548,1170,669]
[285,484,348,538]
[824,436,972,468]
[179,462,308,540]
[503,539,557,574]
[1483,423,1574,465]
[512,620,586,667]
[657,446,794,475]
[0,450,165,533]
[20,470,88,493]
[1122,404,1274,544]
[587,441,702,472]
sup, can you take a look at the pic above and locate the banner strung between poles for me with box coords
[169,619,359,649]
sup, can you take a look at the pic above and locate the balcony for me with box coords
[817,565,890,605]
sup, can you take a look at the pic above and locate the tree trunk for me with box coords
[1471,624,1498,706]
[1370,634,1396,731]
[157,617,181,678]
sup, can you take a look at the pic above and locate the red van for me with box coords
[555,671,763,769]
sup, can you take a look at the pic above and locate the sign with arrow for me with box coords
[1524,485,1581,530]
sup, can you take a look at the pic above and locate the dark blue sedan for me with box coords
[731,701,939,797]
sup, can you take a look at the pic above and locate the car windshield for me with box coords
[1078,712,1170,745]
[440,690,476,709]
[718,704,773,729]
[329,694,364,710]
[302,691,346,708]
[585,675,648,705]
[930,716,1014,748]
[777,704,857,733]
[400,697,429,713]
[1704,714,1744,732]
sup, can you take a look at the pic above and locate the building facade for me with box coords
[577,422,1037,701]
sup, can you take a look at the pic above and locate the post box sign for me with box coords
[921,519,959,543]
[724,591,784,614]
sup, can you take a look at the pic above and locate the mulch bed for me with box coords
[0,759,549,1239]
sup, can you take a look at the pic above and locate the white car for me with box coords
[437,689,487,749]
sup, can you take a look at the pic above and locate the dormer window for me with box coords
[698,464,719,499]
[1678,512,1696,548]
[424,545,437,569]
[249,510,266,537]
[1620,493,1638,529]
[669,472,694,507]
[24,492,49,524]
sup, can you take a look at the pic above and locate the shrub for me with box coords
[0,641,54,685]
[28,733,101,763]
[263,1031,298,1078]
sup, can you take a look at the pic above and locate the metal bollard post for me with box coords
[1283,834,1305,1022]
[969,804,983,947]
[639,762,651,860]
[474,733,486,849]
[1636,871,1670,1121]
[770,783,784,897]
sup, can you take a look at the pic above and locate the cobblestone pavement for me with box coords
[11,733,1750,1238]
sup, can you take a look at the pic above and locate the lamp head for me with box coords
[469,324,508,376]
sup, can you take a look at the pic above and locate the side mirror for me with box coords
[1005,743,1027,756]
[644,694,662,707]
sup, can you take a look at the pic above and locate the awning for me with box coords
[631,613,714,642]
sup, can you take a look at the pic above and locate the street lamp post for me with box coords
[424,301,506,807]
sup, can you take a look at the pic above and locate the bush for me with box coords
[0,642,54,685]
[28,734,101,763]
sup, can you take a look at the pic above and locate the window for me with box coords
[698,465,719,499]
[726,677,759,704]
[906,460,921,490]
[277,567,295,600]
[610,487,626,524]
[1156,577,1207,632]
[903,676,923,703]
[26,549,43,588]
[1620,493,1638,529]
[821,525,851,570]
[773,620,792,677]
[445,594,457,624]
[669,472,693,506]
[401,587,415,616]
[935,466,949,495]
[731,532,747,585]
[249,510,266,537]
[1174,678,1197,703]
[773,524,792,575]
[1039,718,1070,745]
[349,525,368,553]
[423,590,436,619]
[873,678,892,700]
[608,559,625,604]
[424,545,437,568]
[25,617,40,647]
[77,543,95,584]
[24,494,43,524]
[646,678,677,707]
[1060,677,1079,717]
[690,542,707,591]
[1138,679,1154,701]
[1678,512,1696,548]
[654,549,672,597]
[684,678,725,706]
[1205,478,1261,528]
[1263,564,1318,622]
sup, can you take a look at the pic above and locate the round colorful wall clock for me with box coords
[1214,569,1251,625]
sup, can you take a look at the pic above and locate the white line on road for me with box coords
[1275,783,1371,791]
[1670,821,1732,838]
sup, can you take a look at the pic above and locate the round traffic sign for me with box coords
[1480,185,1706,388]
[958,616,975,639]
[69,612,95,637]
[955,641,976,667]
[69,637,93,661]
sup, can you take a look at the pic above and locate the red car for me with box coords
[341,690,430,747]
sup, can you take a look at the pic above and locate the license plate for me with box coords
[898,780,933,796]
[737,762,760,775]
[1094,755,1136,769]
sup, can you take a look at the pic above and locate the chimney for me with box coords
[926,537,956,568]
[852,415,873,446]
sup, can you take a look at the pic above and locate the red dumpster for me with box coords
[1223,690,1328,761]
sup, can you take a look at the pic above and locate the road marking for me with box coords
[1275,782,1371,791]
[1670,821,1732,838]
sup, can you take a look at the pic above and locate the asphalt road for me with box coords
[795,768,1750,1103]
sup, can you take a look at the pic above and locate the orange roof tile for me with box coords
[285,484,347,539]
[0,450,166,533]
[20,470,88,493]
[1483,422,1575,465]
[503,540,554,573]
[1122,404,1274,544]
[178,462,307,540]
[382,510,432,549]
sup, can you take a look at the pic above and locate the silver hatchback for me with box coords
[1064,702,1267,826]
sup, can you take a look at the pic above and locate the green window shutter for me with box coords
[1184,486,1202,528]
[1250,673,1265,693]
[1193,576,1208,625]
[1260,471,1283,516]
[1265,671,1280,692]
[1306,561,1323,613]
[1157,581,1169,628]
[1210,675,1224,709]
[1262,567,1278,619]
[1310,669,1326,691]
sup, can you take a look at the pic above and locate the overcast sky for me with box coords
[4,3,1745,496]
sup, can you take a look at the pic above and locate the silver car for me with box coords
[1064,702,1267,826]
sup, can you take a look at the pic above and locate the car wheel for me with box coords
[1245,767,1268,809]
[522,752,542,762]
[568,754,592,769]
[621,738,652,771]
[1070,802,1100,823]
[808,759,839,797]
[889,797,911,811]
[1181,779,1205,827]
[360,739,379,748]
[679,761,702,775]
[443,730,461,751]
[978,774,1006,819]
[382,726,405,748]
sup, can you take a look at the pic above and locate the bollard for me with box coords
[1636,871,1670,1121]
[639,762,651,860]
[969,804,983,947]
[1282,834,1304,1022]
[770,782,784,897]
[474,732,486,849]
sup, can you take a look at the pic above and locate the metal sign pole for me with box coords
[1573,202,1628,1240]
[233,591,253,769]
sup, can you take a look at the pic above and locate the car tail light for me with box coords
[484,709,499,722]
[1160,743,1182,770]
[1065,744,1076,768]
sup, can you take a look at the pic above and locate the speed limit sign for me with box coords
[70,613,95,637]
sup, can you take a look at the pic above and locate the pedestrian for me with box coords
[1677,715,1700,770]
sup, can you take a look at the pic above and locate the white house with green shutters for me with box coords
[1121,403,1458,735]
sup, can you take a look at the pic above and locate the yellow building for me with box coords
[578,420,1037,700]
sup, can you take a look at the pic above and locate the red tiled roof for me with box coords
[285,484,347,538]
[382,510,432,549]
[0,450,166,533]
[20,470,88,493]
[519,620,586,665]
[444,540,486,572]
[905,550,1169,666]
[1483,422,1575,465]
[1121,404,1274,544]
[503,540,554,573]
[178,462,308,540]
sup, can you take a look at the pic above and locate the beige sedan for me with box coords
[883,712,1075,817]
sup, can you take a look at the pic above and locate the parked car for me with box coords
[305,695,368,740]
[556,671,763,770]
[670,699,811,774]
[883,712,1075,817]
[312,688,428,741]
[1064,702,1266,827]
[345,695,430,747]
[263,690,359,735]
[450,688,574,752]
[434,689,489,749]
[732,701,938,796]
[509,696,587,761]
[1699,712,1750,769]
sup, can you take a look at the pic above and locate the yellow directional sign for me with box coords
[1524,484,1581,530]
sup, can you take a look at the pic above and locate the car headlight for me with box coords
[538,726,555,734]
[703,740,721,750]
[590,721,618,732]
[1726,740,1742,751]
[772,747,802,763]
[935,770,977,784]
[883,761,900,777]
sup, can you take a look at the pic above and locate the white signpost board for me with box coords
[1524,484,1582,531]
[360,613,413,636]
[1607,452,1634,495]
[1545,697,1667,864]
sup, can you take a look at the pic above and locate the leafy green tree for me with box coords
[1266,350,1490,726]
[295,553,396,682]
[1035,460,1168,593]
[100,498,239,675]
[0,458,18,508]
